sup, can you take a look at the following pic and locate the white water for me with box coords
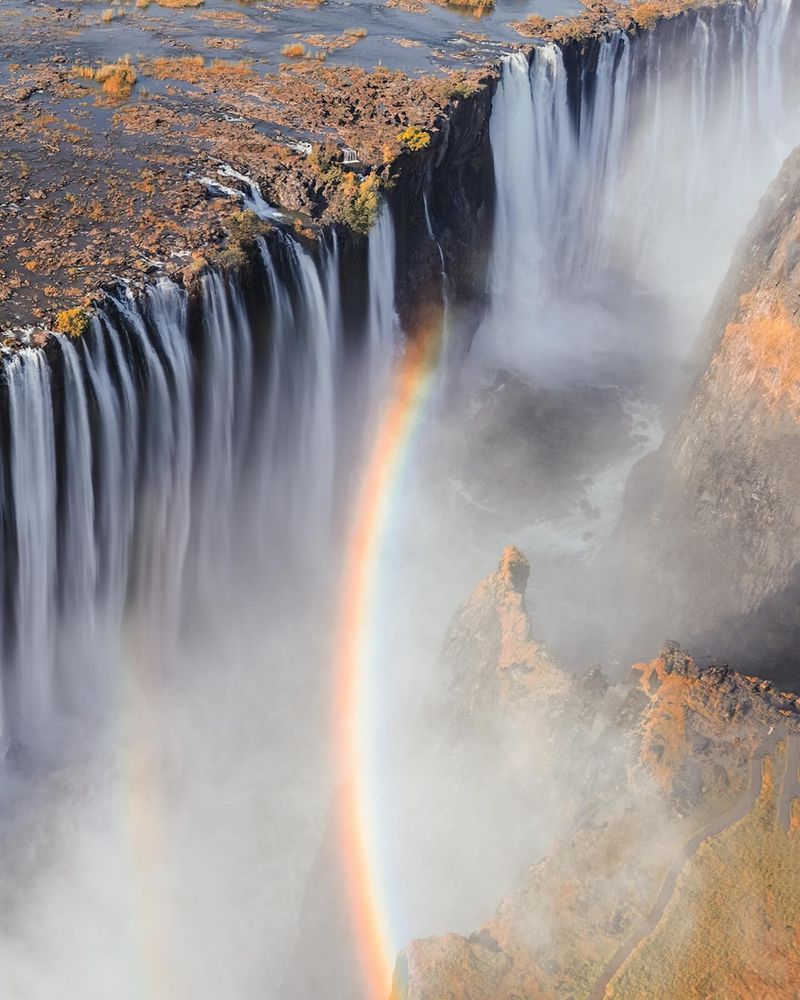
[0,219,399,752]
[368,205,399,361]
[200,165,284,221]
[459,0,800,568]
[478,0,800,376]
[5,351,56,740]
[11,0,792,750]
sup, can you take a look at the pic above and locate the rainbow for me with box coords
[118,627,171,1000]
[335,322,442,1000]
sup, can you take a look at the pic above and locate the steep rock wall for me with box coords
[392,637,800,1000]
[611,146,800,683]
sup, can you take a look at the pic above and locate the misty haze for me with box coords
[0,0,799,998]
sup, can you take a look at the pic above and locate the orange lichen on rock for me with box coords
[633,646,772,804]
[720,297,800,415]
[708,210,800,416]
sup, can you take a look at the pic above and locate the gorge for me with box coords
[1,0,800,997]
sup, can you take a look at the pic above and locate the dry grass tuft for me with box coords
[95,57,138,99]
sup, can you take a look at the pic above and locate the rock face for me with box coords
[392,586,800,1000]
[632,642,800,809]
[282,549,570,998]
[391,76,496,347]
[611,145,800,683]
[442,546,570,729]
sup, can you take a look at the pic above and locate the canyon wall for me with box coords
[612,144,800,684]
[392,558,800,1000]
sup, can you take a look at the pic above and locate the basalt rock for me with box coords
[390,74,496,348]
[609,145,800,686]
[441,546,571,734]
[634,644,800,811]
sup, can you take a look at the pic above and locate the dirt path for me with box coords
[779,732,800,830]
[588,727,785,1000]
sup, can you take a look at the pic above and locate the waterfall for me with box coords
[0,214,399,752]
[422,192,447,289]
[191,271,244,607]
[1,6,799,992]
[5,351,56,741]
[55,337,98,716]
[367,204,399,389]
[478,0,800,372]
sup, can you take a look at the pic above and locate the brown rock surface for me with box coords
[442,546,571,726]
[610,145,800,684]
[393,634,800,1000]
[0,0,493,333]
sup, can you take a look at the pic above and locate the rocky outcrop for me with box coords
[393,631,800,1000]
[610,145,800,684]
[390,75,496,346]
[633,643,800,810]
[442,546,570,729]
[282,550,569,999]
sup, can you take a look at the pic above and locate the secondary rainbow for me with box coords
[335,322,442,999]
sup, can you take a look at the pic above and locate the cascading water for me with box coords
[5,351,56,740]
[0,216,399,753]
[1,3,800,995]
[11,0,792,762]
[453,0,800,572]
[367,205,399,374]
[479,0,800,374]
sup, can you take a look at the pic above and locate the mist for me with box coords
[0,2,799,999]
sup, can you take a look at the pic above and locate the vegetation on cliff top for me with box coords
[225,208,272,246]
[308,143,388,234]
[397,126,432,151]
[54,307,90,338]
[513,0,729,43]
[609,755,800,999]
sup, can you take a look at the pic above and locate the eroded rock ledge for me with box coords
[608,144,800,684]
[392,550,800,1000]
[0,0,749,340]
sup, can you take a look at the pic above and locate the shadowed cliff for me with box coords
[605,144,800,686]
